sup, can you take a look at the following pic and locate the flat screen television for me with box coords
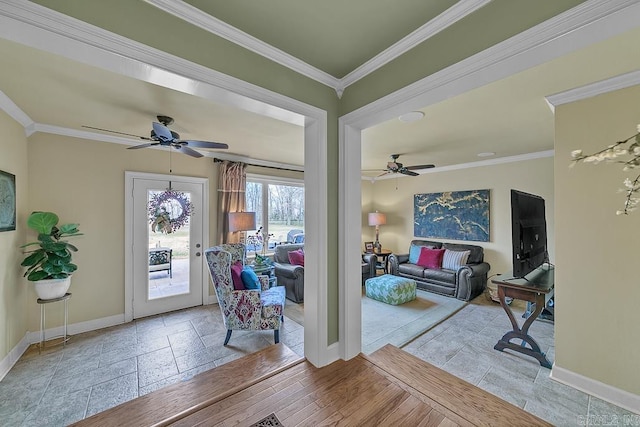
[511,189,548,278]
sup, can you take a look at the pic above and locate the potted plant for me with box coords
[20,211,82,300]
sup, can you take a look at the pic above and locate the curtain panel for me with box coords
[216,160,247,244]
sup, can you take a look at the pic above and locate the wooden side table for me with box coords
[37,292,71,352]
[250,264,277,288]
[365,249,392,274]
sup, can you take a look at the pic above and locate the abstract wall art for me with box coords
[0,170,16,232]
[414,189,490,242]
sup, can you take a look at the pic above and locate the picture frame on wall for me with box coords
[414,189,490,242]
[0,170,16,232]
[364,241,374,253]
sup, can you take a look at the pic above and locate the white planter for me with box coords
[32,277,71,300]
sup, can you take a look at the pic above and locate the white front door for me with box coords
[127,174,207,319]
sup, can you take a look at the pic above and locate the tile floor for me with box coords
[402,295,639,426]
[0,304,304,426]
[1,294,637,426]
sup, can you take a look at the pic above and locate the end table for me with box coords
[250,264,277,288]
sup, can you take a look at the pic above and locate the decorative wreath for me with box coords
[148,190,194,234]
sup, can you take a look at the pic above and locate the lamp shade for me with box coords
[228,212,256,232]
[368,212,387,226]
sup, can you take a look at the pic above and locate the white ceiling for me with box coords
[1,1,640,177]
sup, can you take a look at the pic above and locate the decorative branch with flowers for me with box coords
[571,124,640,215]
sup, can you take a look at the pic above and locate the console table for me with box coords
[491,265,554,368]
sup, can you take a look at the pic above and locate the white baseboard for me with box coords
[551,364,640,414]
[0,312,128,382]
[25,313,127,345]
[0,334,31,381]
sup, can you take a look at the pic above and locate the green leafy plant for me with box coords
[20,211,82,281]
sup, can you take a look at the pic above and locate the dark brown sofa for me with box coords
[388,240,490,301]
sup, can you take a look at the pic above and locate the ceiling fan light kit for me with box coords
[375,154,435,178]
[82,115,229,158]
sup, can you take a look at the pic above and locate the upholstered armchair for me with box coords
[205,244,286,345]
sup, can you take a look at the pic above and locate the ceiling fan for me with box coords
[374,154,435,177]
[82,115,229,158]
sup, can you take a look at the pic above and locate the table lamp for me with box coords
[228,212,256,246]
[368,211,387,253]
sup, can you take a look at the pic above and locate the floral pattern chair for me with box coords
[205,244,286,345]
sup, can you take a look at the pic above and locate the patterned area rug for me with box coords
[284,288,466,355]
[250,413,284,427]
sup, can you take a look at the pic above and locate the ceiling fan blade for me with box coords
[405,164,435,170]
[181,140,229,149]
[152,122,174,142]
[82,125,151,140]
[400,169,419,176]
[174,145,204,158]
[376,170,391,178]
[127,142,160,150]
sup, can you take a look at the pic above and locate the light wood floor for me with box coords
[72,343,550,426]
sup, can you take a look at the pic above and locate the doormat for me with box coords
[250,413,284,427]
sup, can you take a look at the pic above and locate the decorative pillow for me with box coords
[442,249,471,270]
[409,244,425,264]
[288,249,305,266]
[416,247,445,269]
[241,267,261,290]
[230,261,244,290]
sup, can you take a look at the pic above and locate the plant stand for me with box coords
[37,292,71,353]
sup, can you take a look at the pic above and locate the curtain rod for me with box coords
[213,157,303,173]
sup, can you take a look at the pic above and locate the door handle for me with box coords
[196,252,201,257]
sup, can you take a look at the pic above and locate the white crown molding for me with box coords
[341,0,640,129]
[142,0,340,90]
[341,0,491,89]
[362,150,555,181]
[0,89,33,133]
[546,68,640,107]
[0,0,313,127]
[142,0,490,94]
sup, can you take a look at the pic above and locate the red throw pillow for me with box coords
[230,261,244,290]
[416,247,445,269]
[288,249,305,266]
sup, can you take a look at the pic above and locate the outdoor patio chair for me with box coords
[205,244,286,345]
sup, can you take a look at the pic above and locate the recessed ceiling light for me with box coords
[398,111,425,123]
[477,152,496,157]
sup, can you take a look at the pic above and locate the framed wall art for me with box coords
[0,170,16,232]
[414,189,490,242]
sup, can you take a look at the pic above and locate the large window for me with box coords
[246,175,304,254]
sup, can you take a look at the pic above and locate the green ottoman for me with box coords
[365,274,416,305]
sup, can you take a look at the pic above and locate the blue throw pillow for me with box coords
[241,267,261,290]
[409,244,422,264]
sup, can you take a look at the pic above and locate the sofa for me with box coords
[273,243,305,303]
[388,240,490,301]
[362,253,377,285]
